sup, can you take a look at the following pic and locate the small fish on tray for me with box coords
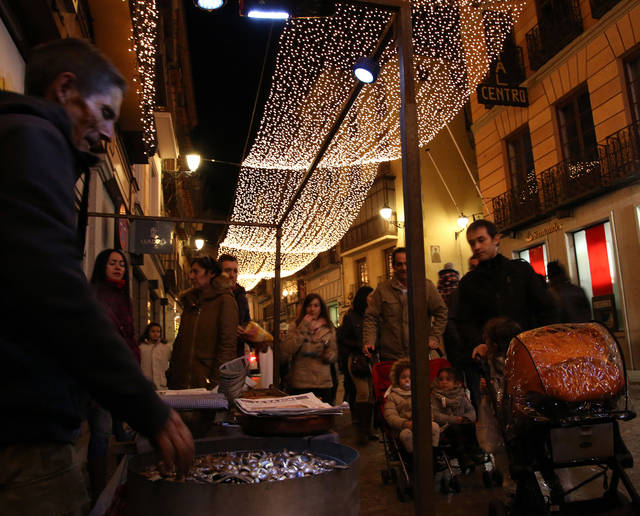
[141,450,347,484]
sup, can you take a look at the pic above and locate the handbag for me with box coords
[350,353,371,378]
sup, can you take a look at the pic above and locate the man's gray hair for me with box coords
[25,38,126,97]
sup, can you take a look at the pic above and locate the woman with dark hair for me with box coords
[282,293,337,402]
[338,286,375,444]
[88,248,138,500]
[166,256,238,390]
[139,322,171,390]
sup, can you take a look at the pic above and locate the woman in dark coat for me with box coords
[338,286,374,444]
[87,248,138,500]
[167,256,238,389]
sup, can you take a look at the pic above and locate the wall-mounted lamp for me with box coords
[183,153,242,173]
[282,288,289,297]
[457,213,469,229]
[193,0,226,11]
[194,231,206,250]
[379,204,393,221]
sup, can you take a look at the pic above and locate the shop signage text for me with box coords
[476,84,529,107]
[525,222,562,242]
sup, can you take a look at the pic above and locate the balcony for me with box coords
[341,216,397,254]
[590,0,623,19]
[526,0,583,71]
[491,122,640,232]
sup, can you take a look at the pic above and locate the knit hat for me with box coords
[438,262,458,276]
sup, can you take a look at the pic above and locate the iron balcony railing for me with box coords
[590,0,623,19]
[341,215,397,253]
[598,120,640,188]
[491,121,640,231]
[526,0,583,71]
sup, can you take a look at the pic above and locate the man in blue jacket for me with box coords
[0,38,193,514]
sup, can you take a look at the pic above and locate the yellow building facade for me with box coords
[470,0,640,367]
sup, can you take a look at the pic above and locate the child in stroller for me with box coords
[431,367,483,470]
[383,358,441,454]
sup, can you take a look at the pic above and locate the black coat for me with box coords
[0,91,168,444]
[549,282,592,323]
[337,309,365,364]
[454,254,558,355]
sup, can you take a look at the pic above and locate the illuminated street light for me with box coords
[186,153,201,172]
[247,9,289,19]
[353,57,380,84]
[379,204,392,220]
[193,0,226,11]
[457,213,469,229]
[194,232,206,250]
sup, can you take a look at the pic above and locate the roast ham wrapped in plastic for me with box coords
[505,323,625,415]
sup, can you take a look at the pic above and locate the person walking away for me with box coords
[546,260,591,323]
[167,256,238,390]
[363,247,448,361]
[88,248,139,499]
[139,322,171,390]
[0,38,193,516]
[281,293,337,402]
[337,286,375,443]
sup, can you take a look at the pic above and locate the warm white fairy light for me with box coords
[129,0,159,156]
[222,0,526,289]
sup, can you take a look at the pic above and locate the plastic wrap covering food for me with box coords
[505,323,625,421]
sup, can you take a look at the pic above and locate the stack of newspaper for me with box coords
[235,392,348,417]
[157,388,228,410]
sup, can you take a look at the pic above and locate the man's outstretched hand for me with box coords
[154,409,195,475]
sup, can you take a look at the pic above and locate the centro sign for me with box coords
[476,84,529,107]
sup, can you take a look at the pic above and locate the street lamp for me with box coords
[193,0,226,11]
[186,153,201,172]
[353,56,380,84]
[457,213,469,229]
[194,231,206,250]
[379,204,392,220]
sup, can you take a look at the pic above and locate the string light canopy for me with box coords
[129,0,158,157]
[217,0,526,290]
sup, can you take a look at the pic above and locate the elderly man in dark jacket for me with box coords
[454,219,558,408]
[0,39,193,514]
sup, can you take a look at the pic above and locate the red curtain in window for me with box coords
[528,245,545,277]
[585,224,613,297]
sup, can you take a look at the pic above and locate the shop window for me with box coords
[505,125,537,198]
[557,86,598,161]
[517,243,548,278]
[327,302,339,328]
[356,257,369,289]
[572,221,621,329]
[384,246,395,280]
[624,50,640,122]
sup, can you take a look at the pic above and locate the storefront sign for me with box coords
[130,220,174,254]
[525,222,562,242]
[476,84,529,107]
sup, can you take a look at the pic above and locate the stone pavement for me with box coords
[335,383,640,515]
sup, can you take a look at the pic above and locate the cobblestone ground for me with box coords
[336,382,640,515]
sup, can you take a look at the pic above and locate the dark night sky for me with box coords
[183,2,285,228]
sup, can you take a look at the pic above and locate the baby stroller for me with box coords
[488,322,639,516]
[374,352,487,500]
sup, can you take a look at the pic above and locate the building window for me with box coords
[384,247,395,280]
[356,257,369,289]
[625,50,640,123]
[572,221,621,330]
[556,86,598,161]
[517,243,548,278]
[506,125,536,192]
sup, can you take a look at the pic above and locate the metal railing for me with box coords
[526,0,583,71]
[491,121,640,231]
[590,0,622,19]
[341,215,397,253]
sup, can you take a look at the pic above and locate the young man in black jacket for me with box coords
[0,39,193,514]
[453,219,557,408]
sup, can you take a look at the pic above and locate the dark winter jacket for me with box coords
[234,284,250,356]
[430,382,476,425]
[94,281,140,363]
[167,275,239,389]
[454,254,557,356]
[0,90,169,444]
[337,309,365,364]
[549,282,591,323]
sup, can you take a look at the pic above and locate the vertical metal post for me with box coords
[273,226,283,388]
[396,3,434,515]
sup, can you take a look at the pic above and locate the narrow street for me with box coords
[334,381,640,515]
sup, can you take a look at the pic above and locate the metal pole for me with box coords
[396,3,434,515]
[272,226,283,388]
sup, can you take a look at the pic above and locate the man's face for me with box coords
[65,85,123,153]
[466,227,499,262]
[392,252,408,283]
[220,260,238,287]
